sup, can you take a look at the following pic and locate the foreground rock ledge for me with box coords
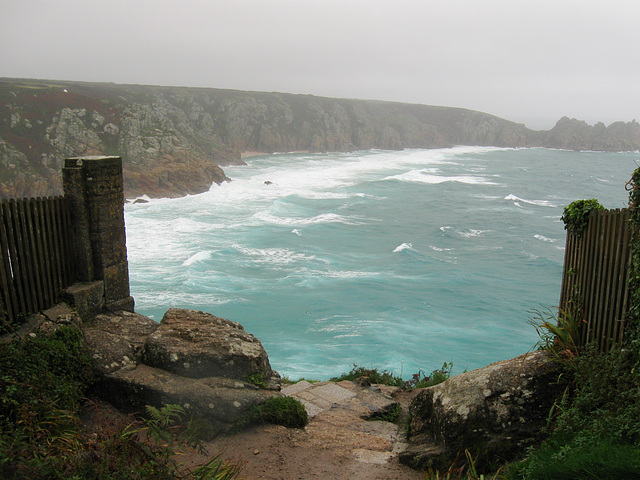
[85,308,282,438]
[400,350,563,471]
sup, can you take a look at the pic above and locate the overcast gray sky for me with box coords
[2,0,638,130]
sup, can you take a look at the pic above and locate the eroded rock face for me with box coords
[401,351,563,471]
[142,308,275,381]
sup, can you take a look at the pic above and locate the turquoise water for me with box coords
[124,147,638,379]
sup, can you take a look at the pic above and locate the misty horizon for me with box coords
[2,0,639,131]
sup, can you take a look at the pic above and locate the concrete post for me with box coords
[62,156,134,312]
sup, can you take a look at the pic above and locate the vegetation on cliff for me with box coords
[2,77,639,200]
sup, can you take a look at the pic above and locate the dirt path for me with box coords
[185,381,424,480]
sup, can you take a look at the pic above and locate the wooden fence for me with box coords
[559,208,632,351]
[0,196,75,326]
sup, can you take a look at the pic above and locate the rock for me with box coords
[86,310,159,360]
[142,308,277,383]
[0,304,83,342]
[100,363,279,438]
[400,351,563,471]
[85,329,137,374]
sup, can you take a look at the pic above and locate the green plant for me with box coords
[528,304,584,365]
[368,403,401,423]
[249,396,308,429]
[408,362,454,389]
[331,363,455,390]
[560,198,605,237]
[245,373,267,388]
[625,167,640,346]
[331,364,406,387]
[422,449,505,480]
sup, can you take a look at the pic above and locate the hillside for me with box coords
[1,77,639,199]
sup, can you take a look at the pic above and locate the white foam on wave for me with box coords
[393,242,414,253]
[428,245,453,252]
[534,234,557,243]
[292,229,302,236]
[439,226,488,238]
[384,169,498,185]
[232,244,318,265]
[459,229,489,238]
[182,250,213,266]
[505,194,556,208]
[254,211,362,226]
[294,268,379,281]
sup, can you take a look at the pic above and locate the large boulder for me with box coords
[142,308,276,382]
[101,363,279,438]
[400,351,563,471]
[82,307,283,438]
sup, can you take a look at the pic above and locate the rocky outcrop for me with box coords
[544,116,640,151]
[142,308,275,381]
[1,78,639,200]
[400,351,563,471]
[83,308,282,438]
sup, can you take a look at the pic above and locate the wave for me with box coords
[232,244,318,265]
[253,211,363,226]
[393,242,414,253]
[384,169,499,185]
[439,226,489,238]
[182,250,214,266]
[428,245,453,252]
[504,194,556,207]
[534,234,557,243]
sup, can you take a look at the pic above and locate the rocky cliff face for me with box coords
[1,78,639,200]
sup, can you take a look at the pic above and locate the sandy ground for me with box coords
[82,382,425,479]
[182,384,424,480]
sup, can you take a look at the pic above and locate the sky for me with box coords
[2,0,639,130]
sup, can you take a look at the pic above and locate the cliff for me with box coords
[2,78,639,199]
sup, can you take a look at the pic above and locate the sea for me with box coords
[124,147,638,380]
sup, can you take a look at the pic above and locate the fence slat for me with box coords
[0,202,17,323]
[561,208,633,351]
[0,196,75,326]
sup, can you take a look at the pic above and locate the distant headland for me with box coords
[1,77,638,200]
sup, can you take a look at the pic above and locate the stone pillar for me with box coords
[62,156,134,312]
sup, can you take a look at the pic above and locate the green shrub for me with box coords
[515,435,640,480]
[561,198,605,237]
[332,363,454,389]
[408,362,454,389]
[0,327,94,432]
[331,364,406,387]
[250,396,308,429]
[507,346,640,479]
